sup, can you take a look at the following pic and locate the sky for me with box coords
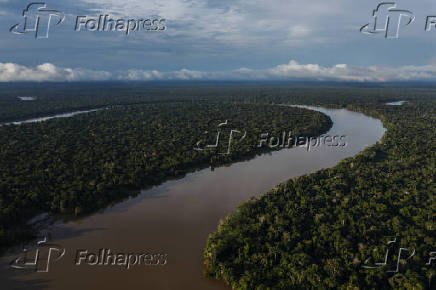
[1,0,436,82]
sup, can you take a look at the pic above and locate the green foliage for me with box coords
[204,99,436,289]
[1,84,435,289]
[0,101,330,250]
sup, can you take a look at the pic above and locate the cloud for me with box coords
[3,0,436,72]
[236,61,436,81]
[122,69,163,81]
[288,26,312,38]
[0,62,111,82]
[75,0,354,47]
[2,60,436,82]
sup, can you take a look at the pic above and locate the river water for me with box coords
[1,109,102,126]
[0,106,386,290]
[386,101,407,106]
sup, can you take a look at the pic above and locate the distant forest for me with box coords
[0,83,434,289]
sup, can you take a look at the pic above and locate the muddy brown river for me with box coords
[0,105,386,290]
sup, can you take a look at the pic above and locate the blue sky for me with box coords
[1,0,436,81]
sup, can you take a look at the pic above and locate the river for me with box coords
[0,105,386,290]
[1,109,102,126]
[386,100,407,106]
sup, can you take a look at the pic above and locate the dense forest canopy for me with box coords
[0,100,331,251]
[204,93,436,289]
[0,83,434,289]
[1,82,436,122]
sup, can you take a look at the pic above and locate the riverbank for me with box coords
[204,101,434,289]
[0,105,386,290]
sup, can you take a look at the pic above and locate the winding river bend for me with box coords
[0,106,386,290]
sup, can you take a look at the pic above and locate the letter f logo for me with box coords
[10,2,65,39]
[361,2,414,38]
[10,235,65,272]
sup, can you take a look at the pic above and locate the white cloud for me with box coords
[2,60,436,82]
[219,60,436,82]
[122,69,163,81]
[73,0,436,55]
[0,62,111,82]
[75,0,353,47]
